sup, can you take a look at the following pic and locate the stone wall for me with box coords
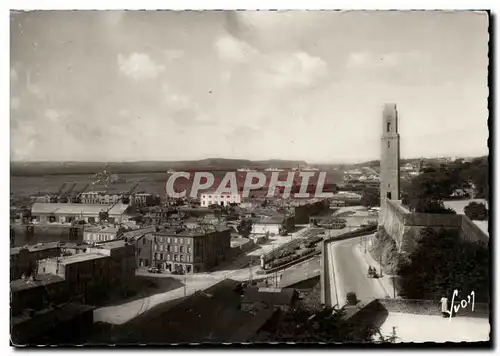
[380,199,488,253]
[460,215,489,245]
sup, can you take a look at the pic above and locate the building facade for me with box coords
[200,192,242,207]
[10,242,62,281]
[37,240,136,305]
[83,226,118,243]
[31,202,131,224]
[380,103,400,202]
[148,227,231,273]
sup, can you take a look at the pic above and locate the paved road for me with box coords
[94,227,310,325]
[328,235,389,307]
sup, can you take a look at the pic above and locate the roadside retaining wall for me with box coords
[380,199,489,253]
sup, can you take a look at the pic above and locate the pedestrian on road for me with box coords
[440,296,448,317]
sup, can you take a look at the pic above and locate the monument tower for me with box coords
[380,103,400,203]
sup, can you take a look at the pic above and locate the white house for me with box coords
[200,192,242,207]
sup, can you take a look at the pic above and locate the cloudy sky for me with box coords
[10,10,489,163]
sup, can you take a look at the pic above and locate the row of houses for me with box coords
[31,191,160,206]
[10,240,136,315]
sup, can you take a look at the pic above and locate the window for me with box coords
[160,253,164,260]
[174,238,178,244]
[188,247,192,253]
[187,239,191,245]
[167,254,171,261]
[160,245,164,251]
[178,238,183,244]
[180,255,184,262]
[387,141,390,148]
[167,237,171,243]
[174,246,178,253]
[387,122,391,132]
[166,245,171,252]
[142,238,147,246]
[174,254,178,261]
[387,192,392,199]
[154,244,157,251]
[180,246,184,253]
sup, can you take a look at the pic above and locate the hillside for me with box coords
[10,159,308,176]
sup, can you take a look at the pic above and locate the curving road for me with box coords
[327,235,389,307]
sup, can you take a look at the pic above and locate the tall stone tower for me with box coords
[380,103,400,203]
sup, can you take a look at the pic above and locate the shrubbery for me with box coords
[398,227,489,301]
[464,202,488,221]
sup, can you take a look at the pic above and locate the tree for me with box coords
[257,305,379,343]
[414,199,456,214]
[237,218,253,237]
[398,228,489,302]
[361,188,380,208]
[464,202,488,221]
[98,210,109,223]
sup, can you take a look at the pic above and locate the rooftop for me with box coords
[84,225,119,234]
[242,286,296,306]
[31,202,129,216]
[11,303,95,328]
[121,227,156,241]
[48,252,108,265]
[11,273,65,293]
[154,226,230,238]
[11,241,61,255]
[120,279,274,343]
[93,239,131,250]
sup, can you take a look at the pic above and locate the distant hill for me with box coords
[10,159,309,176]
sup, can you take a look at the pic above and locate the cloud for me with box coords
[346,50,429,69]
[165,49,184,61]
[214,34,328,90]
[162,85,213,126]
[214,34,258,62]
[265,52,328,88]
[118,52,165,80]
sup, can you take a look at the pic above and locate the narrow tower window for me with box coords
[387,122,391,132]
[387,141,390,148]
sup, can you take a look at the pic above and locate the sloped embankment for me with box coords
[369,226,401,275]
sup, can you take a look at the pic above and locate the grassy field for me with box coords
[10,173,169,198]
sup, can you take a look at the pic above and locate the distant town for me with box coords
[10,140,490,344]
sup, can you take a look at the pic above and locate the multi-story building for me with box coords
[200,191,242,207]
[149,227,231,273]
[79,192,122,205]
[37,240,136,305]
[122,227,157,268]
[10,242,62,281]
[79,191,158,207]
[83,225,118,243]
